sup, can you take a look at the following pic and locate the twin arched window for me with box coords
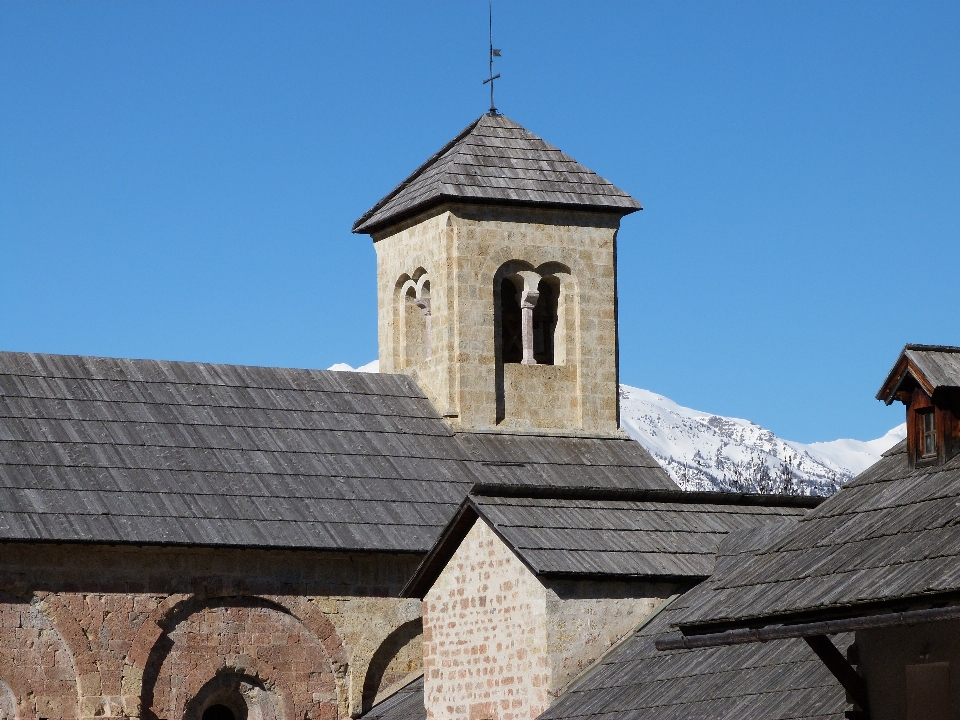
[499,270,563,366]
[500,277,560,365]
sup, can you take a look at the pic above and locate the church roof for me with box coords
[671,437,960,633]
[402,486,819,597]
[0,351,674,553]
[352,113,641,235]
[539,523,851,720]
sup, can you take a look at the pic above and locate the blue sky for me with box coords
[1,1,957,443]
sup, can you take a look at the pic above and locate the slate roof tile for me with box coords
[519,526,849,719]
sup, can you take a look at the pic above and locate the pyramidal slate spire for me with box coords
[352,113,641,235]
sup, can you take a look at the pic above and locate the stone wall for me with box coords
[500,365,579,432]
[0,543,423,720]
[372,203,622,435]
[543,579,677,696]
[421,520,673,720]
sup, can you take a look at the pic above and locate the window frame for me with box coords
[918,408,938,459]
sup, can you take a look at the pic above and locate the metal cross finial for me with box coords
[483,3,501,115]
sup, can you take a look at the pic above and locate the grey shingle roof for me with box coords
[539,524,851,720]
[877,344,960,403]
[455,431,677,491]
[360,676,425,720]
[352,113,641,235]
[0,351,673,553]
[402,487,818,596]
[674,438,960,631]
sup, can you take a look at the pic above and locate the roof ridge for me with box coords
[905,344,960,353]
[467,483,824,508]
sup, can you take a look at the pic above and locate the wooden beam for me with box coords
[804,635,870,717]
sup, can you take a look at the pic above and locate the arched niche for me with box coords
[0,678,16,720]
[139,596,339,720]
[395,269,431,368]
[183,670,283,720]
[359,618,422,714]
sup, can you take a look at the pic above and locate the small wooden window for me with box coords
[920,411,937,458]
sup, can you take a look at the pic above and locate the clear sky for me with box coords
[1,1,957,443]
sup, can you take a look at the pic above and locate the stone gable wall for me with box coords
[421,520,674,720]
[0,543,423,720]
[422,520,549,720]
[543,579,676,696]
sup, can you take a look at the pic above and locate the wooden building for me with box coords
[659,344,960,720]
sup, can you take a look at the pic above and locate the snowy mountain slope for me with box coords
[619,385,904,495]
[787,427,905,477]
[328,363,904,495]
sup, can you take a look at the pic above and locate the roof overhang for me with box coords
[659,599,960,651]
[877,355,935,405]
[354,195,640,237]
[400,498,482,599]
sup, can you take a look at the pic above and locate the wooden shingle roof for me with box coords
[673,438,960,632]
[402,487,818,597]
[0,351,674,553]
[352,113,641,235]
[877,344,960,404]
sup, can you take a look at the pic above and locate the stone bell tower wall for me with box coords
[373,203,621,435]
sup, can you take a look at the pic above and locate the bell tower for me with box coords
[352,113,641,435]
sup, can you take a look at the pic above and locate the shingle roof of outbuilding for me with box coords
[402,486,818,597]
[352,113,641,235]
[0,351,674,553]
[539,524,851,720]
[673,438,960,632]
[877,344,960,404]
[360,676,425,720]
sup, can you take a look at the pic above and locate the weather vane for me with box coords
[483,3,501,115]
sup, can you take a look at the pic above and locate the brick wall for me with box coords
[0,543,423,720]
[422,520,672,720]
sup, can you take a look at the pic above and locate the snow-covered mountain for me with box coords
[328,362,904,496]
[619,385,904,496]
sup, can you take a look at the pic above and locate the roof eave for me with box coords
[400,499,481,599]
[354,195,642,237]
[877,351,937,405]
[351,116,486,234]
[675,587,960,639]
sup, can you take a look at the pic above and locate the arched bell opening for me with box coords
[499,276,523,364]
[532,277,559,366]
